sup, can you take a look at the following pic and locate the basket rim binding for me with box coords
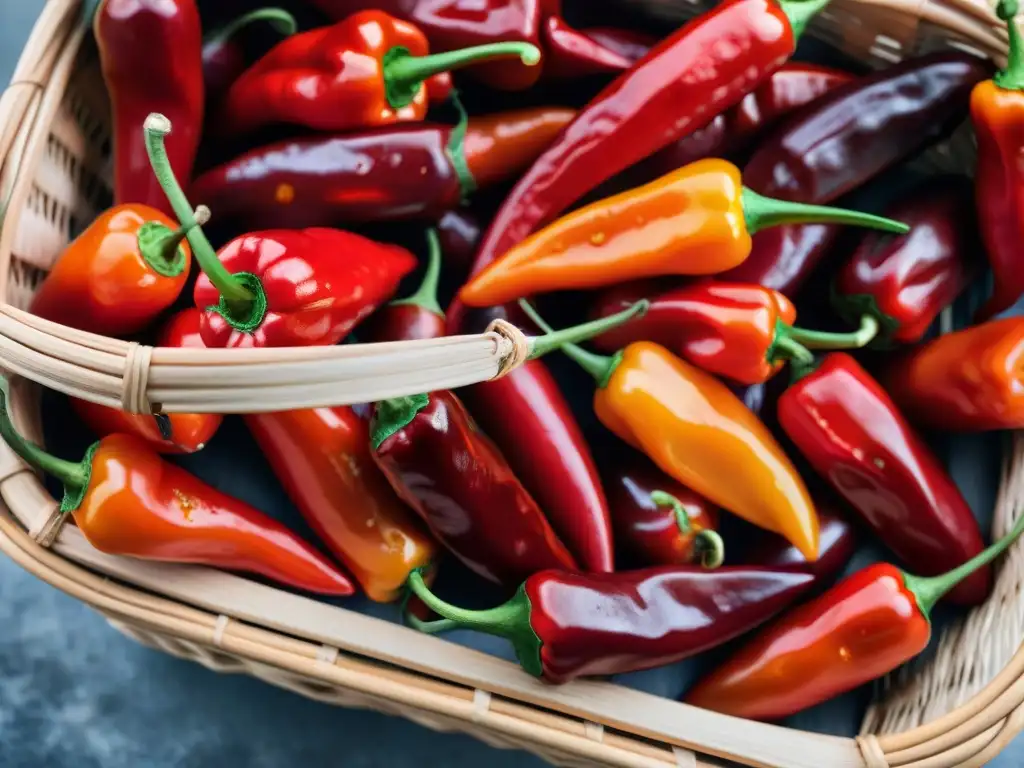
[1,0,1024,767]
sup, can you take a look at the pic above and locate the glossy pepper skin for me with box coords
[459,158,906,308]
[448,0,831,332]
[435,210,482,274]
[0,386,354,596]
[686,514,1024,720]
[371,391,577,587]
[778,353,989,606]
[29,205,195,336]
[722,52,990,295]
[971,0,1024,321]
[95,0,203,219]
[883,317,1024,432]
[221,10,540,135]
[189,108,575,231]
[833,177,979,345]
[407,565,814,683]
[202,8,297,105]
[246,406,435,602]
[71,309,222,454]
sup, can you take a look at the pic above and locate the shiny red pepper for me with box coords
[686,514,1024,720]
[201,8,297,105]
[539,17,637,80]
[449,0,831,333]
[832,176,980,345]
[189,107,575,231]
[361,230,446,343]
[721,52,990,295]
[778,353,989,606]
[221,10,540,135]
[95,0,204,219]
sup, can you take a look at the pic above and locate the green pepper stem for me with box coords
[518,300,624,389]
[903,510,1024,619]
[776,0,833,40]
[204,8,297,46]
[768,333,815,365]
[996,0,1024,90]
[651,490,692,533]
[694,530,726,569]
[527,300,648,361]
[390,229,444,317]
[143,113,254,307]
[741,188,910,236]
[778,314,880,350]
[136,205,209,278]
[399,581,458,634]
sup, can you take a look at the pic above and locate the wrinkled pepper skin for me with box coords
[371,391,577,586]
[71,309,222,454]
[95,0,204,218]
[833,177,979,345]
[246,407,435,603]
[189,109,574,230]
[739,502,857,582]
[778,353,989,605]
[722,52,990,295]
[883,317,1024,431]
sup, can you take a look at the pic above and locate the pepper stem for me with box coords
[996,0,1024,90]
[518,300,625,389]
[390,229,444,317]
[143,113,254,308]
[406,569,544,677]
[777,314,880,351]
[371,394,430,451]
[775,0,833,40]
[768,333,815,365]
[903,510,1024,619]
[693,530,726,569]
[383,42,542,109]
[527,300,648,361]
[135,205,210,278]
[399,582,458,634]
[652,490,692,533]
[204,8,297,46]
[741,188,910,236]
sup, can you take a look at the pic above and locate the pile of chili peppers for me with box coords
[17,0,1024,726]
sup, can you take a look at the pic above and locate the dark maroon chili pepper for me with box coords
[832,176,980,346]
[540,17,638,80]
[435,209,482,274]
[778,352,990,606]
[577,28,657,65]
[406,565,814,682]
[202,8,297,105]
[361,230,446,343]
[721,52,991,295]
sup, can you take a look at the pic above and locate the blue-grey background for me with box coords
[0,2,1021,766]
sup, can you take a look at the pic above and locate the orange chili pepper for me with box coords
[30,204,205,336]
[459,158,908,308]
[521,302,819,560]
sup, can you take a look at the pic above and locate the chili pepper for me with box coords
[202,8,297,105]
[539,17,636,80]
[882,317,1024,432]
[71,309,222,454]
[95,0,204,219]
[448,0,834,332]
[832,176,979,346]
[0,380,353,596]
[576,28,657,65]
[29,205,204,337]
[588,281,880,386]
[458,159,907,308]
[147,114,416,349]
[604,449,724,569]
[189,107,575,231]
[370,302,645,584]
[246,406,435,603]
[685,513,1024,720]
[221,11,540,136]
[520,302,820,561]
[720,52,989,295]
[405,564,814,683]
[436,210,482,274]
[739,501,858,582]
[971,0,1024,321]
[778,353,989,605]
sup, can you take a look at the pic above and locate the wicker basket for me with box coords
[2,0,1024,765]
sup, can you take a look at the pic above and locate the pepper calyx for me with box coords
[995,0,1024,91]
[136,206,209,278]
[371,394,431,450]
[830,290,900,349]
[207,271,268,335]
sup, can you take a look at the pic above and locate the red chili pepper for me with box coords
[95,0,204,219]
[405,564,814,683]
[539,17,637,80]
[686,513,1024,720]
[0,381,353,596]
[189,106,575,230]
[202,8,297,105]
[778,353,989,605]
[721,52,990,295]
[575,28,658,65]
[832,176,980,345]
[971,0,1024,321]
[71,309,222,454]
[588,281,879,385]
[448,0,832,332]
[221,10,540,135]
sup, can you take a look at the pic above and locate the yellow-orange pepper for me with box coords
[460,158,908,308]
[522,302,820,560]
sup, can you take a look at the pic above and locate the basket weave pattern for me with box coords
[1,0,1024,766]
